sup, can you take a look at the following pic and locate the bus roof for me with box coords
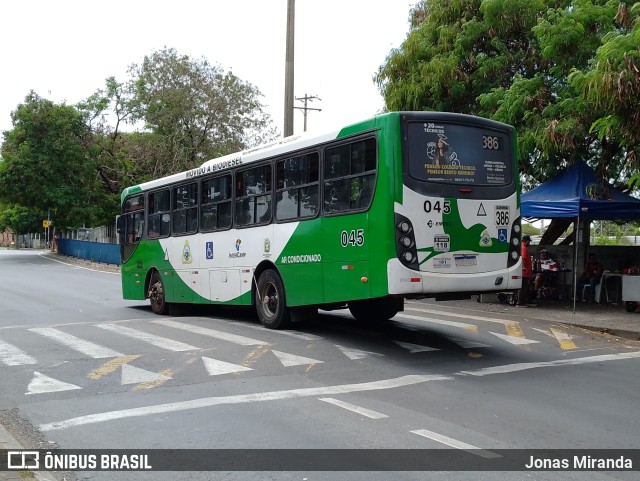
[120,112,401,201]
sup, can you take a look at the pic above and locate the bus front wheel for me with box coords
[256,269,291,329]
[349,297,401,323]
[149,271,170,315]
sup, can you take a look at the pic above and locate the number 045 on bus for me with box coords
[118,112,522,328]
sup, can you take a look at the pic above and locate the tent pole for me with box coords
[573,214,580,313]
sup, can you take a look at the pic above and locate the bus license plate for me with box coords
[434,235,450,252]
[454,254,477,267]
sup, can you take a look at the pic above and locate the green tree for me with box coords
[376,0,635,188]
[0,203,43,236]
[570,2,640,187]
[0,92,111,228]
[128,48,278,176]
[76,48,280,195]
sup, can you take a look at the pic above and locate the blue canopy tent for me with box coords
[521,162,640,310]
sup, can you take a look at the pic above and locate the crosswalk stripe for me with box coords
[96,324,199,351]
[152,320,269,346]
[396,314,477,331]
[489,332,540,345]
[29,327,123,358]
[404,306,510,325]
[0,338,37,366]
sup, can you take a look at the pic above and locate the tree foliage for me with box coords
[0,92,111,228]
[0,203,44,236]
[376,0,640,190]
[0,48,278,231]
[89,48,279,180]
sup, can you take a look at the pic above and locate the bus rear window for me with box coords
[406,121,512,186]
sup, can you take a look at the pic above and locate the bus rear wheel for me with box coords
[149,271,170,315]
[349,297,401,323]
[256,269,291,329]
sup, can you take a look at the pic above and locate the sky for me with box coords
[1,0,417,141]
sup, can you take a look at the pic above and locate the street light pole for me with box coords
[283,0,295,137]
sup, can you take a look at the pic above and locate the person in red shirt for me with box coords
[518,235,534,307]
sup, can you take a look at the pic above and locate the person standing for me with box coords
[518,235,533,307]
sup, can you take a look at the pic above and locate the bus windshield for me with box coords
[406,120,512,186]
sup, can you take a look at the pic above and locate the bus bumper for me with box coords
[387,259,522,295]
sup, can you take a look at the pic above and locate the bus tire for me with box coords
[149,271,170,315]
[256,269,291,329]
[349,297,400,323]
[624,301,637,313]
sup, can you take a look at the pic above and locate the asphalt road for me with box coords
[1,249,639,481]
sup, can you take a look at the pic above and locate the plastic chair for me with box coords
[582,282,604,302]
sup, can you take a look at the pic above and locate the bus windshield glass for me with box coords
[406,121,512,186]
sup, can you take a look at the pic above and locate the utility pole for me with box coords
[294,94,322,132]
[283,0,295,137]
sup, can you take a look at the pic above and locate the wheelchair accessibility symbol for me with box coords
[498,229,508,242]
[206,241,214,259]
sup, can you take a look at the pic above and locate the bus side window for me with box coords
[148,189,170,238]
[323,138,376,215]
[276,152,319,221]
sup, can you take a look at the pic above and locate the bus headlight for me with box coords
[402,251,414,263]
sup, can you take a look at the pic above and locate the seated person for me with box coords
[534,250,559,290]
[579,253,604,302]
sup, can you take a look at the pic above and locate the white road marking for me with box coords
[396,314,477,331]
[26,372,82,395]
[334,345,384,360]
[0,338,37,366]
[404,306,511,325]
[152,319,269,346]
[96,324,199,351]
[272,350,323,367]
[29,327,122,358]
[411,429,501,459]
[121,365,172,385]
[318,398,388,419]
[393,341,441,353]
[460,350,640,377]
[488,332,540,345]
[38,253,118,274]
[39,374,445,431]
[448,337,492,349]
[242,323,323,341]
[202,357,253,376]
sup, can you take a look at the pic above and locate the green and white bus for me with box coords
[118,112,522,328]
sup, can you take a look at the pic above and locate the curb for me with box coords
[567,323,640,342]
[0,425,58,481]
